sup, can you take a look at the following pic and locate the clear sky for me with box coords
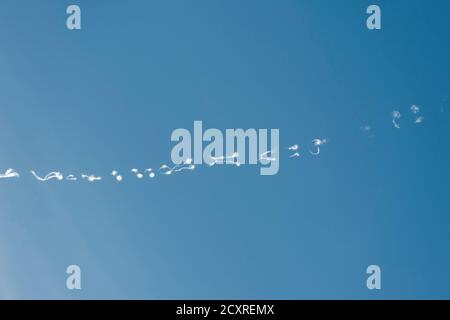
[0,0,449,299]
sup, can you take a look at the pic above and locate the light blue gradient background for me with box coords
[0,0,449,299]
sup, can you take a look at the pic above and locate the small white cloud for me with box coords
[391,110,401,129]
[415,116,424,124]
[410,105,420,114]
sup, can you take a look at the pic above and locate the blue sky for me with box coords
[0,0,449,299]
